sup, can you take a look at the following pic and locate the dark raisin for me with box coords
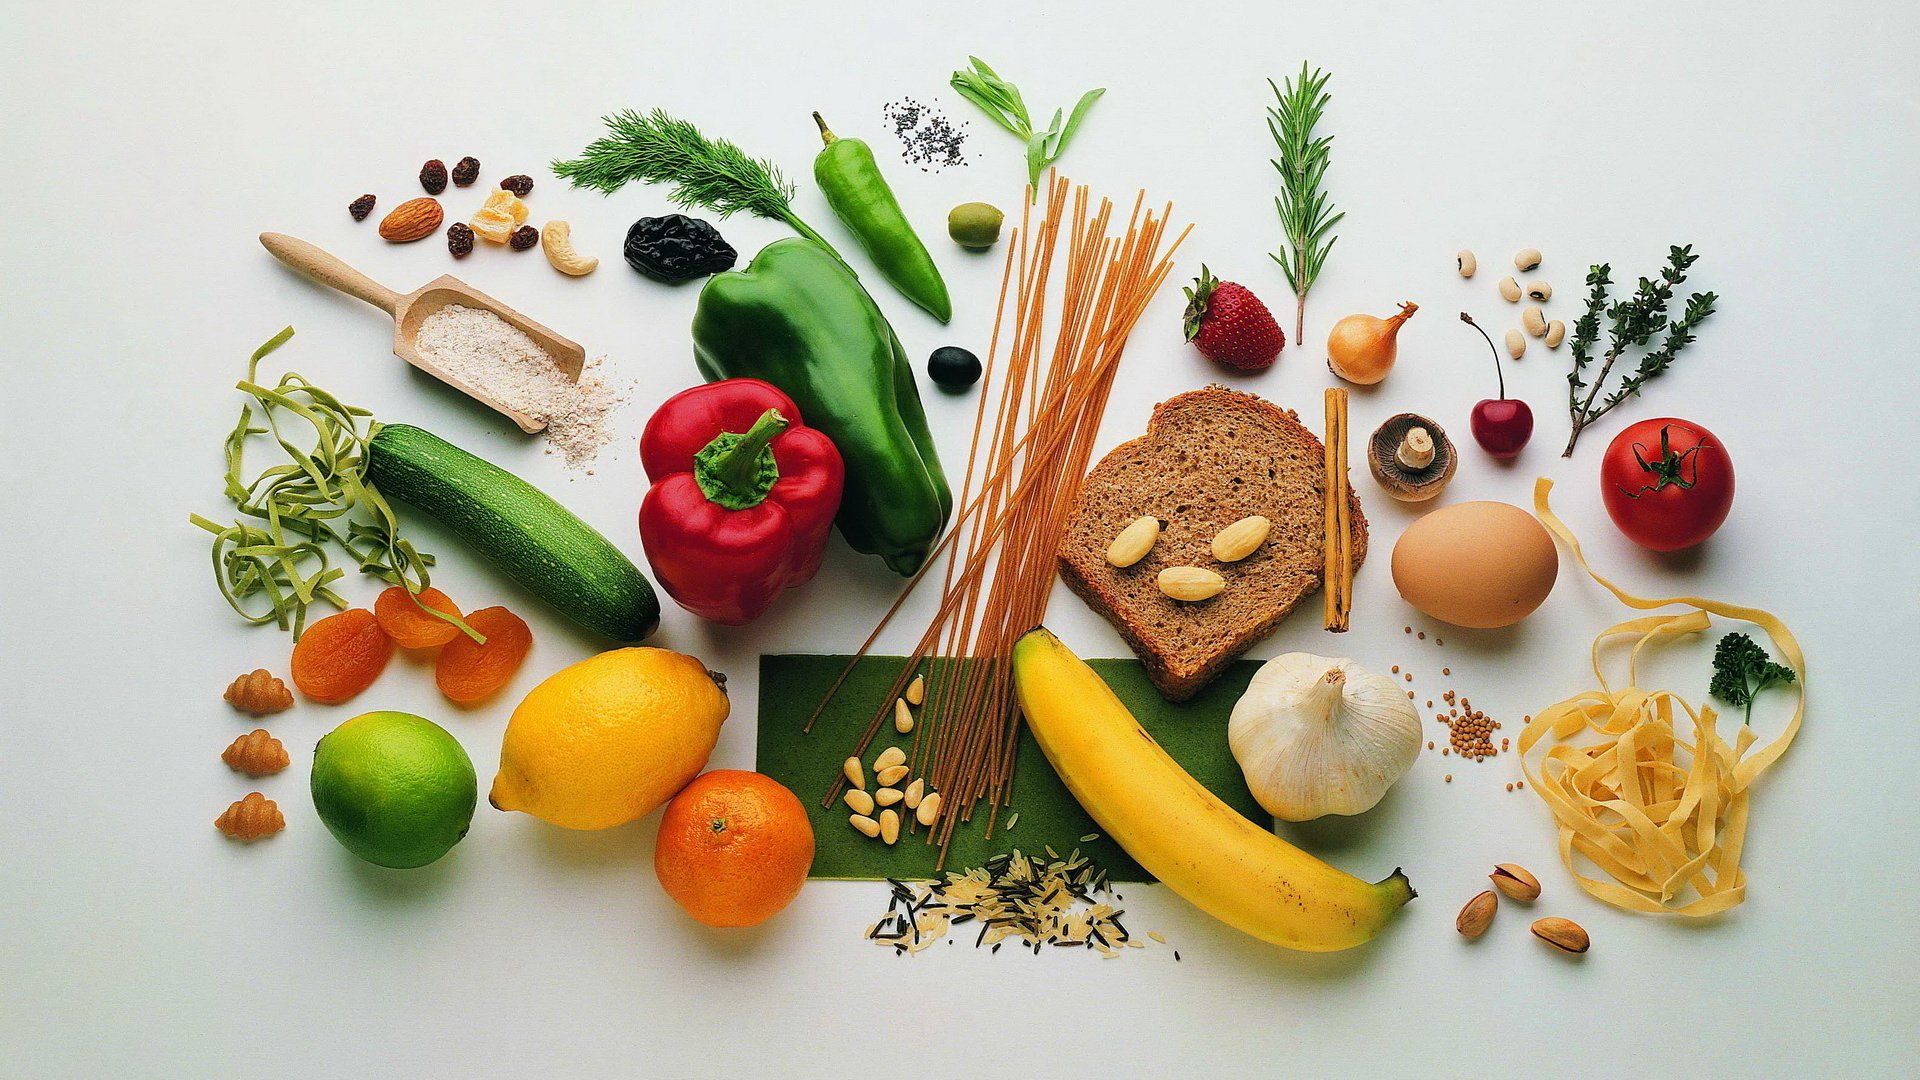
[499,174,534,197]
[446,222,475,259]
[348,194,376,221]
[508,224,539,251]
[420,159,448,195]
[451,156,480,187]
[623,214,737,282]
[928,346,982,390]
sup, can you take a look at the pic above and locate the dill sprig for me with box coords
[1267,62,1344,346]
[1564,245,1718,455]
[552,108,840,255]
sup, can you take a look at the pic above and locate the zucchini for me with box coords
[366,424,659,642]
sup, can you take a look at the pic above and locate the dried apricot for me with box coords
[435,606,532,705]
[374,585,464,649]
[292,608,394,704]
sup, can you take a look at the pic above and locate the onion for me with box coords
[1326,302,1417,384]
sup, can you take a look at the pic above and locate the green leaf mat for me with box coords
[755,654,1266,882]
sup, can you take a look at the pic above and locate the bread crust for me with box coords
[1057,386,1368,701]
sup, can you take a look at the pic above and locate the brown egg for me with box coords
[1390,502,1558,628]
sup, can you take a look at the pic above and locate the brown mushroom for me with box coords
[1368,413,1457,502]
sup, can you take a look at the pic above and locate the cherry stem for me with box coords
[1460,312,1505,399]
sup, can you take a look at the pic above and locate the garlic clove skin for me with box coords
[1227,653,1424,821]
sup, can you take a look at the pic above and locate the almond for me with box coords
[1210,515,1272,563]
[379,197,444,242]
[1106,515,1161,568]
[1456,889,1497,939]
[1157,565,1225,602]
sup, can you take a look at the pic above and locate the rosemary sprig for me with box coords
[1563,245,1718,455]
[950,57,1104,202]
[1267,62,1343,347]
[552,108,841,256]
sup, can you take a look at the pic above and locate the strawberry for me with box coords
[1183,266,1285,370]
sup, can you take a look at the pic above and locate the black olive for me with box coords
[927,346,982,391]
[623,214,738,282]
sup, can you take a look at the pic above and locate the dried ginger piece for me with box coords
[223,669,293,715]
[222,729,290,776]
[215,792,285,841]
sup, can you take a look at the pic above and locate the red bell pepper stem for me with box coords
[696,409,790,509]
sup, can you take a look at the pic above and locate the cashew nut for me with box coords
[540,220,598,276]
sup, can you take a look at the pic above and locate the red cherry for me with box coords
[1471,397,1534,459]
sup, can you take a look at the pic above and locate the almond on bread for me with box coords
[1057,386,1367,701]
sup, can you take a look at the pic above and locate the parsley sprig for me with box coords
[1564,245,1718,455]
[1709,632,1796,725]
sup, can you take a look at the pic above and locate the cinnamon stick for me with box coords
[1323,387,1352,632]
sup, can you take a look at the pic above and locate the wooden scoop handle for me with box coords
[259,232,401,316]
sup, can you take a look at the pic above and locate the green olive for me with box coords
[947,202,1005,250]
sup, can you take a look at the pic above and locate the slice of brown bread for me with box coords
[1057,386,1367,702]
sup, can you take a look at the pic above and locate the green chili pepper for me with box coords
[812,113,952,324]
[693,238,952,575]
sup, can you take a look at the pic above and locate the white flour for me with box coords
[414,304,624,469]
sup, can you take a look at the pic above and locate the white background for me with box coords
[4,2,1917,1076]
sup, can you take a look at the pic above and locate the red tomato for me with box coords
[1599,418,1734,551]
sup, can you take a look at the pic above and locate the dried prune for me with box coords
[623,215,737,282]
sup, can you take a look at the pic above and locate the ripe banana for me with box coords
[1012,627,1414,952]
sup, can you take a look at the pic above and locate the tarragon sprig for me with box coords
[1563,245,1718,456]
[1268,62,1343,346]
[950,57,1104,202]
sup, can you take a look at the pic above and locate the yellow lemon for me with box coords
[489,648,729,830]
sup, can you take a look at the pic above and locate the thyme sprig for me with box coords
[1564,245,1718,456]
[552,108,842,256]
[1267,62,1344,346]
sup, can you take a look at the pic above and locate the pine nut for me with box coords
[876,764,910,787]
[916,792,942,826]
[874,787,904,807]
[843,789,875,816]
[894,698,914,733]
[879,809,901,845]
[903,778,925,810]
[1498,276,1522,302]
[905,673,925,705]
[850,814,880,838]
[1456,250,1477,278]
[843,757,865,790]
[874,746,906,771]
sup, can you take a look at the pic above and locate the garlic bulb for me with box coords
[1228,653,1423,821]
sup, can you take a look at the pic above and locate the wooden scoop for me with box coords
[259,232,584,434]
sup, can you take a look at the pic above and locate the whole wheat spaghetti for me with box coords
[805,173,1190,865]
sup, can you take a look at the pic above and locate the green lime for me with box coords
[311,711,477,869]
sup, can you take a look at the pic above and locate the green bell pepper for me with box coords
[693,237,952,576]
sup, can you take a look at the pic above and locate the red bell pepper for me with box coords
[638,379,844,624]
